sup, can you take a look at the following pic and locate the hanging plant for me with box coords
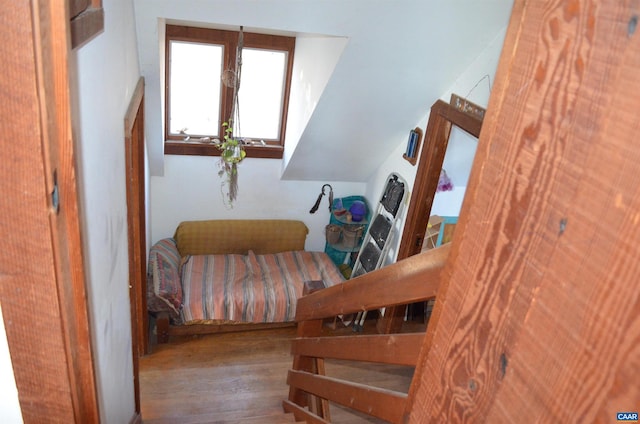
[217,121,246,207]
[217,27,245,207]
[219,122,246,164]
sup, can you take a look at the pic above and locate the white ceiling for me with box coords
[134,0,514,181]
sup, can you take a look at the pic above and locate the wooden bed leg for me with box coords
[156,312,170,344]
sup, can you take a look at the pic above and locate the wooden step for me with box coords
[233,412,299,423]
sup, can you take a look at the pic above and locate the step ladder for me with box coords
[350,173,407,331]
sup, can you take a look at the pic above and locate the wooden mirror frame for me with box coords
[378,99,483,333]
[398,99,483,259]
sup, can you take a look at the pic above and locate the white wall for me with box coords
[432,26,509,217]
[0,307,22,424]
[364,26,509,260]
[135,0,513,182]
[71,0,141,422]
[134,0,357,177]
[151,155,365,251]
[136,0,366,248]
[135,0,513,253]
[363,130,426,264]
[283,35,348,168]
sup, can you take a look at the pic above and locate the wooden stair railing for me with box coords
[283,244,451,423]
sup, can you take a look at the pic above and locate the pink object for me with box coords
[437,169,454,192]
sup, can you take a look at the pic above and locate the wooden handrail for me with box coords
[291,333,424,366]
[285,245,450,423]
[287,370,407,423]
[295,243,450,321]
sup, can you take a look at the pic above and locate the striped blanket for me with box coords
[180,250,344,323]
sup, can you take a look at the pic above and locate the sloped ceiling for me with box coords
[135,0,514,181]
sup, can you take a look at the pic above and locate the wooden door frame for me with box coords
[0,1,99,422]
[125,77,147,414]
[378,99,483,333]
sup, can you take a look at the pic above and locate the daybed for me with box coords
[147,219,345,342]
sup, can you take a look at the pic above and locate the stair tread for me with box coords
[233,412,298,423]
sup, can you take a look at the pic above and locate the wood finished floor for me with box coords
[140,321,422,423]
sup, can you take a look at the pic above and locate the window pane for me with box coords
[169,41,222,136]
[236,48,286,140]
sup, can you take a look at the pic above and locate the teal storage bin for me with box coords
[324,195,371,268]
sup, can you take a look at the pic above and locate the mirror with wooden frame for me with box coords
[377,98,483,333]
[398,99,483,259]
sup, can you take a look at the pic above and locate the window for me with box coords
[164,24,295,159]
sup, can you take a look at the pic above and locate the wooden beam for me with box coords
[70,6,104,49]
[287,370,407,423]
[124,76,145,415]
[407,0,640,422]
[168,320,295,337]
[291,333,424,366]
[295,244,450,321]
[282,400,331,424]
[1,0,99,421]
[287,279,329,418]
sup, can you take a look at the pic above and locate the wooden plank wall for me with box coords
[407,0,640,422]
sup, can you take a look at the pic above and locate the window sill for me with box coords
[164,141,284,159]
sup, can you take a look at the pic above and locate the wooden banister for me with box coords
[291,333,424,366]
[287,370,408,423]
[282,400,331,424]
[284,245,450,423]
[295,243,450,321]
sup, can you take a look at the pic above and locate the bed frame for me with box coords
[154,313,295,343]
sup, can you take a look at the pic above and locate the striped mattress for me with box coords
[180,250,344,323]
